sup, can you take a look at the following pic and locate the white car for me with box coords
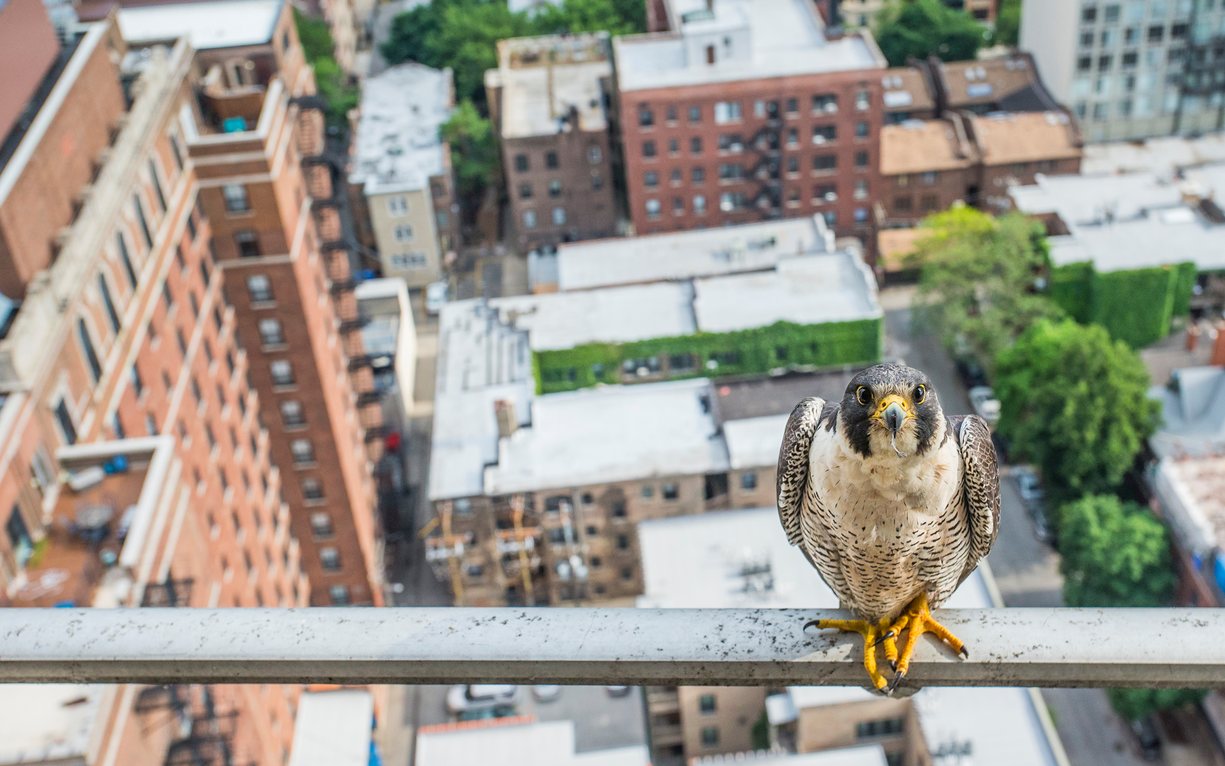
[425,281,449,316]
[445,684,519,716]
[532,685,562,702]
[1015,468,1045,506]
[967,386,1001,427]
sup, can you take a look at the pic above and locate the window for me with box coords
[247,275,273,303]
[719,191,744,212]
[786,157,799,175]
[699,694,717,713]
[673,197,684,215]
[854,89,870,111]
[920,171,938,185]
[588,145,603,163]
[130,365,144,397]
[552,207,567,225]
[812,154,837,173]
[854,151,869,169]
[812,125,837,144]
[669,138,681,156]
[693,194,706,214]
[329,585,350,605]
[669,168,682,185]
[718,134,743,152]
[662,483,679,500]
[855,121,870,138]
[133,196,153,249]
[258,318,284,346]
[893,195,913,212]
[303,478,324,500]
[54,399,77,445]
[1082,5,1097,23]
[785,97,798,115]
[290,438,315,465]
[638,106,654,127]
[394,224,414,242]
[115,233,137,288]
[148,160,167,212]
[519,183,533,199]
[643,140,657,158]
[701,727,719,747]
[235,230,260,258]
[514,154,529,172]
[545,151,559,169]
[592,174,604,190]
[320,546,341,571]
[645,171,659,188]
[311,513,333,536]
[854,207,869,223]
[692,167,705,183]
[741,471,758,490]
[690,136,703,155]
[921,194,939,212]
[1077,55,1092,72]
[281,400,305,428]
[270,359,294,386]
[713,100,742,124]
[387,195,409,215]
[854,179,869,200]
[78,319,101,382]
[523,210,537,229]
[856,718,904,739]
[548,180,563,197]
[718,163,743,180]
[641,484,654,499]
[7,507,32,567]
[688,105,702,123]
[169,132,184,172]
[646,199,661,219]
[389,252,427,269]
[222,184,250,213]
[1147,24,1164,42]
[98,275,121,332]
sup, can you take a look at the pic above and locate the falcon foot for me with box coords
[884,594,967,693]
[804,617,893,692]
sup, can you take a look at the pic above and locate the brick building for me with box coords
[0,2,384,762]
[485,34,619,250]
[613,0,888,244]
[878,116,979,226]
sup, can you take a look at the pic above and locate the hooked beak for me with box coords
[872,394,912,436]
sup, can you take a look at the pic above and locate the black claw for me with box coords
[802,619,823,633]
[887,670,906,695]
[958,646,969,659]
[889,660,898,672]
[872,630,896,647]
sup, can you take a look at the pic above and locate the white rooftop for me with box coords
[0,685,99,765]
[724,414,788,470]
[1082,134,1225,177]
[350,63,452,195]
[556,215,836,291]
[484,378,729,494]
[288,690,373,766]
[1010,167,1225,273]
[1150,367,1225,460]
[693,745,887,766]
[416,719,649,766]
[637,507,1064,766]
[614,0,883,92]
[490,35,611,139]
[118,0,282,49]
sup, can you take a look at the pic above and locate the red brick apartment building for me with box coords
[0,2,383,763]
[615,0,888,243]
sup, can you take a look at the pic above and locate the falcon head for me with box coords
[839,363,943,458]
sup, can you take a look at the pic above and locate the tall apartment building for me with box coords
[349,63,459,289]
[120,0,386,608]
[613,0,888,246]
[1022,0,1225,142]
[486,34,619,250]
[0,13,307,765]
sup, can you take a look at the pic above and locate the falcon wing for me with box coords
[776,396,827,548]
[949,414,1001,585]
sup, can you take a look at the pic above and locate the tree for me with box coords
[294,10,358,128]
[873,0,985,67]
[994,322,1161,505]
[1108,688,1207,722]
[441,100,498,222]
[993,0,1020,47]
[1058,495,1175,607]
[912,207,1063,373]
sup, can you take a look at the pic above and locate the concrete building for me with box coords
[288,689,379,766]
[416,717,651,765]
[426,226,881,605]
[1021,0,1225,142]
[636,507,1068,766]
[349,63,458,288]
[486,34,619,250]
[613,0,888,244]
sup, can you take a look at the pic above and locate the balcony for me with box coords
[1,608,1221,689]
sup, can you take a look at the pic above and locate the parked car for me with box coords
[1016,468,1045,506]
[426,281,449,316]
[532,685,562,702]
[967,386,1002,427]
[605,686,632,697]
[446,684,519,716]
[955,356,989,389]
[1130,716,1162,762]
[1030,505,1055,546]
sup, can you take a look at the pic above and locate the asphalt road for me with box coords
[881,286,1155,766]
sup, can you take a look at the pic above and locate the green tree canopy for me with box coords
[294,10,358,128]
[913,207,1063,373]
[995,321,1160,505]
[441,99,499,216]
[1058,495,1175,607]
[993,0,1020,46]
[873,0,985,67]
[382,0,645,106]
[1108,688,1206,722]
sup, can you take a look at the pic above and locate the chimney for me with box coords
[495,399,518,439]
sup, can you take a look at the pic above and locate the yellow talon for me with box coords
[805,617,893,691]
[889,594,968,692]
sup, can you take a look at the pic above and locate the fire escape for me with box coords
[161,687,253,766]
[493,495,546,606]
[751,99,783,220]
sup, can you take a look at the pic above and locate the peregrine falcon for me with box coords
[776,363,1000,692]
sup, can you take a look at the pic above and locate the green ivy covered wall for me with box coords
[1048,261,1196,348]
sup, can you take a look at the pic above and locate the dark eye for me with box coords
[855,386,871,406]
[914,385,927,404]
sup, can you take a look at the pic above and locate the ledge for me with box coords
[1,608,1220,689]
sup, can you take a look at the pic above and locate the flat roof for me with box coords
[288,690,373,766]
[723,414,788,470]
[491,35,611,139]
[416,718,649,765]
[0,685,99,765]
[1150,367,1225,460]
[1081,133,1225,177]
[1154,455,1225,556]
[968,111,1080,166]
[880,119,976,176]
[117,0,282,49]
[693,251,882,333]
[484,378,730,495]
[613,0,883,92]
[350,63,452,195]
[556,215,835,291]
[693,746,887,766]
[637,507,1064,766]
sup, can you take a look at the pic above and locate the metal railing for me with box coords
[1,607,1221,689]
